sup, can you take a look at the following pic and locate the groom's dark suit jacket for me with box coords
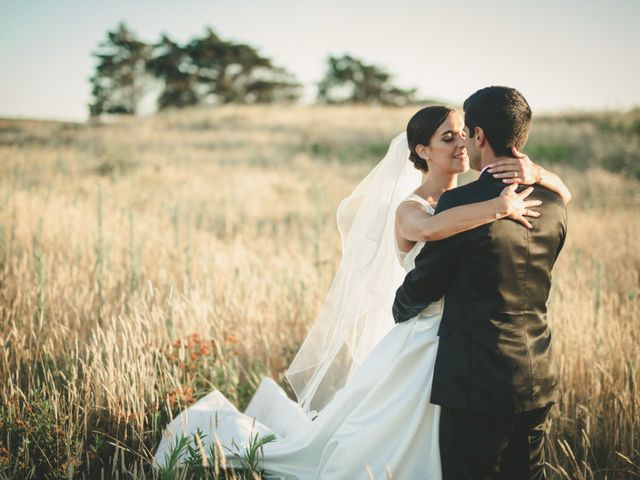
[392,170,567,414]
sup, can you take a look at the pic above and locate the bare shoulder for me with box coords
[396,194,435,218]
[395,198,424,220]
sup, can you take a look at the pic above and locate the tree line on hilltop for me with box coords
[89,22,419,117]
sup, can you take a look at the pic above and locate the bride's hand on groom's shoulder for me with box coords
[488,146,543,185]
[498,184,542,229]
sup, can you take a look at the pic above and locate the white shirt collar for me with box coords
[479,164,491,176]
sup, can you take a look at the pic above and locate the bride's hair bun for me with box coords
[408,151,428,172]
[409,150,429,172]
[406,106,454,173]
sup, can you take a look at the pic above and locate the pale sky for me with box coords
[1,0,639,121]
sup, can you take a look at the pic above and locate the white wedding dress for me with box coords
[154,194,443,480]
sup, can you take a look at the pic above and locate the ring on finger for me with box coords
[513,171,518,178]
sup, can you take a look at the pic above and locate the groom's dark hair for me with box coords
[463,86,532,157]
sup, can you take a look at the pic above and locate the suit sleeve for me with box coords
[392,190,465,323]
[556,205,568,259]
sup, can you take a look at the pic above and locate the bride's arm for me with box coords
[396,184,539,243]
[488,147,572,205]
[536,168,572,204]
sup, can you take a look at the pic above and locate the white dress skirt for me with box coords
[154,196,443,479]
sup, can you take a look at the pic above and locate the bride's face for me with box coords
[424,112,469,175]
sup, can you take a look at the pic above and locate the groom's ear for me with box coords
[474,127,486,147]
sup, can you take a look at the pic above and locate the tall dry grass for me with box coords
[0,105,638,479]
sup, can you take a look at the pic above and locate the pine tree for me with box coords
[88,22,152,116]
[317,54,416,106]
[146,34,200,110]
[185,28,301,104]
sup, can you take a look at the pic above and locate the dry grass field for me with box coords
[0,105,638,479]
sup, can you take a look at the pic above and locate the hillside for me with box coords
[0,105,638,478]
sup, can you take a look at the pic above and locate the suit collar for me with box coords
[478,165,495,183]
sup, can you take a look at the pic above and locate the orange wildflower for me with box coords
[225,333,240,344]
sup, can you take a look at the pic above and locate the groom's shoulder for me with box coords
[435,180,482,214]
[530,184,568,223]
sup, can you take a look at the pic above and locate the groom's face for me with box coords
[463,125,481,171]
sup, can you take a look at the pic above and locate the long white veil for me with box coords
[284,132,422,415]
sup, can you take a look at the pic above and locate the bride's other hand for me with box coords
[489,146,572,205]
[498,184,542,229]
[488,147,542,185]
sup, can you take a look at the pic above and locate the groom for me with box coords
[392,86,567,479]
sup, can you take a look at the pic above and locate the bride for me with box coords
[154,106,571,478]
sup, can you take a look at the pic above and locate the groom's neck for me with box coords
[478,153,499,172]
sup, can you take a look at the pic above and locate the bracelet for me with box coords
[493,199,502,220]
